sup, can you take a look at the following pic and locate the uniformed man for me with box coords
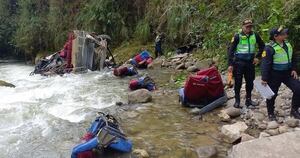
[228,19,265,108]
[261,26,300,121]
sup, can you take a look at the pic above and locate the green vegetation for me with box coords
[0,0,299,66]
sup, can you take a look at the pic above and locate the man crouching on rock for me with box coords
[261,26,300,121]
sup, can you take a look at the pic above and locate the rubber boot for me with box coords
[245,98,258,109]
[233,98,242,109]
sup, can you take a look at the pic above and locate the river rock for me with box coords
[266,128,280,136]
[224,106,241,118]
[252,112,265,122]
[285,118,299,128]
[0,80,15,88]
[267,121,279,129]
[196,146,217,158]
[133,149,149,158]
[258,123,267,130]
[259,132,270,138]
[218,111,231,122]
[229,131,300,158]
[221,121,248,143]
[176,63,185,70]
[187,66,199,72]
[128,89,152,104]
[278,125,289,134]
[241,133,255,142]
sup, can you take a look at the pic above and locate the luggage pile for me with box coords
[179,67,227,115]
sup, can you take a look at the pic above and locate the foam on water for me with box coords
[0,63,128,157]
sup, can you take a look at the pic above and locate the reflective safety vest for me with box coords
[270,42,293,71]
[235,33,257,60]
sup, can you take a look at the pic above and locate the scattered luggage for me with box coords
[113,66,138,77]
[129,75,156,91]
[129,50,153,68]
[179,67,227,114]
[71,112,132,158]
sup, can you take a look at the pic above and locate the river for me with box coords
[0,63,228,158]
[0,63,129,158]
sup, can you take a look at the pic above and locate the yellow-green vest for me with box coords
[235,33,256,60]
[270,41,293,71]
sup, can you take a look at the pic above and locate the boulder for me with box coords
[285,118,299,128]
[241,133,255,142]
[223,106,241,118]
[278,125,289,134]
[221,122,248,143]
[128,89,152,104]
[0,80,15,88]
[187,66,199,72]
[229,131,300,158]
[196,146,217,158]
[267,121,279,129]
[265,129,280,136]
[259,132,270,138]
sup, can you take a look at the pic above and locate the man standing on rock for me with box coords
[228,19,265,109]
[261,26,300,121]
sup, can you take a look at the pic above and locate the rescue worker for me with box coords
[261,27,300,121]
[228,19,265,108]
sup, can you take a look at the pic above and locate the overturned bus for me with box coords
[31,30,115,76]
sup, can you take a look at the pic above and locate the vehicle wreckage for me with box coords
[31,30,116,76]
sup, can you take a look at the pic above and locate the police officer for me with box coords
[228,19,265,108]
[261,26,300,121]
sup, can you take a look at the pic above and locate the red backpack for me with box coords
[184,66,224,104]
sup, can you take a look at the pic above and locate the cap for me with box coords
[269,26,289,40]
[242,19,253,26]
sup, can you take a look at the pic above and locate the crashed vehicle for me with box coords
[31,31,115,76]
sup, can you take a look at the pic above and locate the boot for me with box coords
[290,106,300,119]
[268,113,277,121]
[233,99,242,109]
[245,98,258,109]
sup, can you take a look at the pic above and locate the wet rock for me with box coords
[278,125,289,134]
[224,106,241,118]
[176,63,185,70]
[221,121,248,143]
[0,80,15,88]
[115,102,123,106]
[128,89,152,104]
[259,132,270,138]
[267,121,279,129]
[285,118,299,128]
[241,133,255,142]
[133,149,149,158]
[266,129,280,136]
[196,146,217,158]
[229,131,300,158]
[187,66,199,72]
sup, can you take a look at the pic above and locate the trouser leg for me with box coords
[283,76,300,109]
[233,62,244,102]
[266,73,282,116]
[244,63,255,99]
[71,137,98,158]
